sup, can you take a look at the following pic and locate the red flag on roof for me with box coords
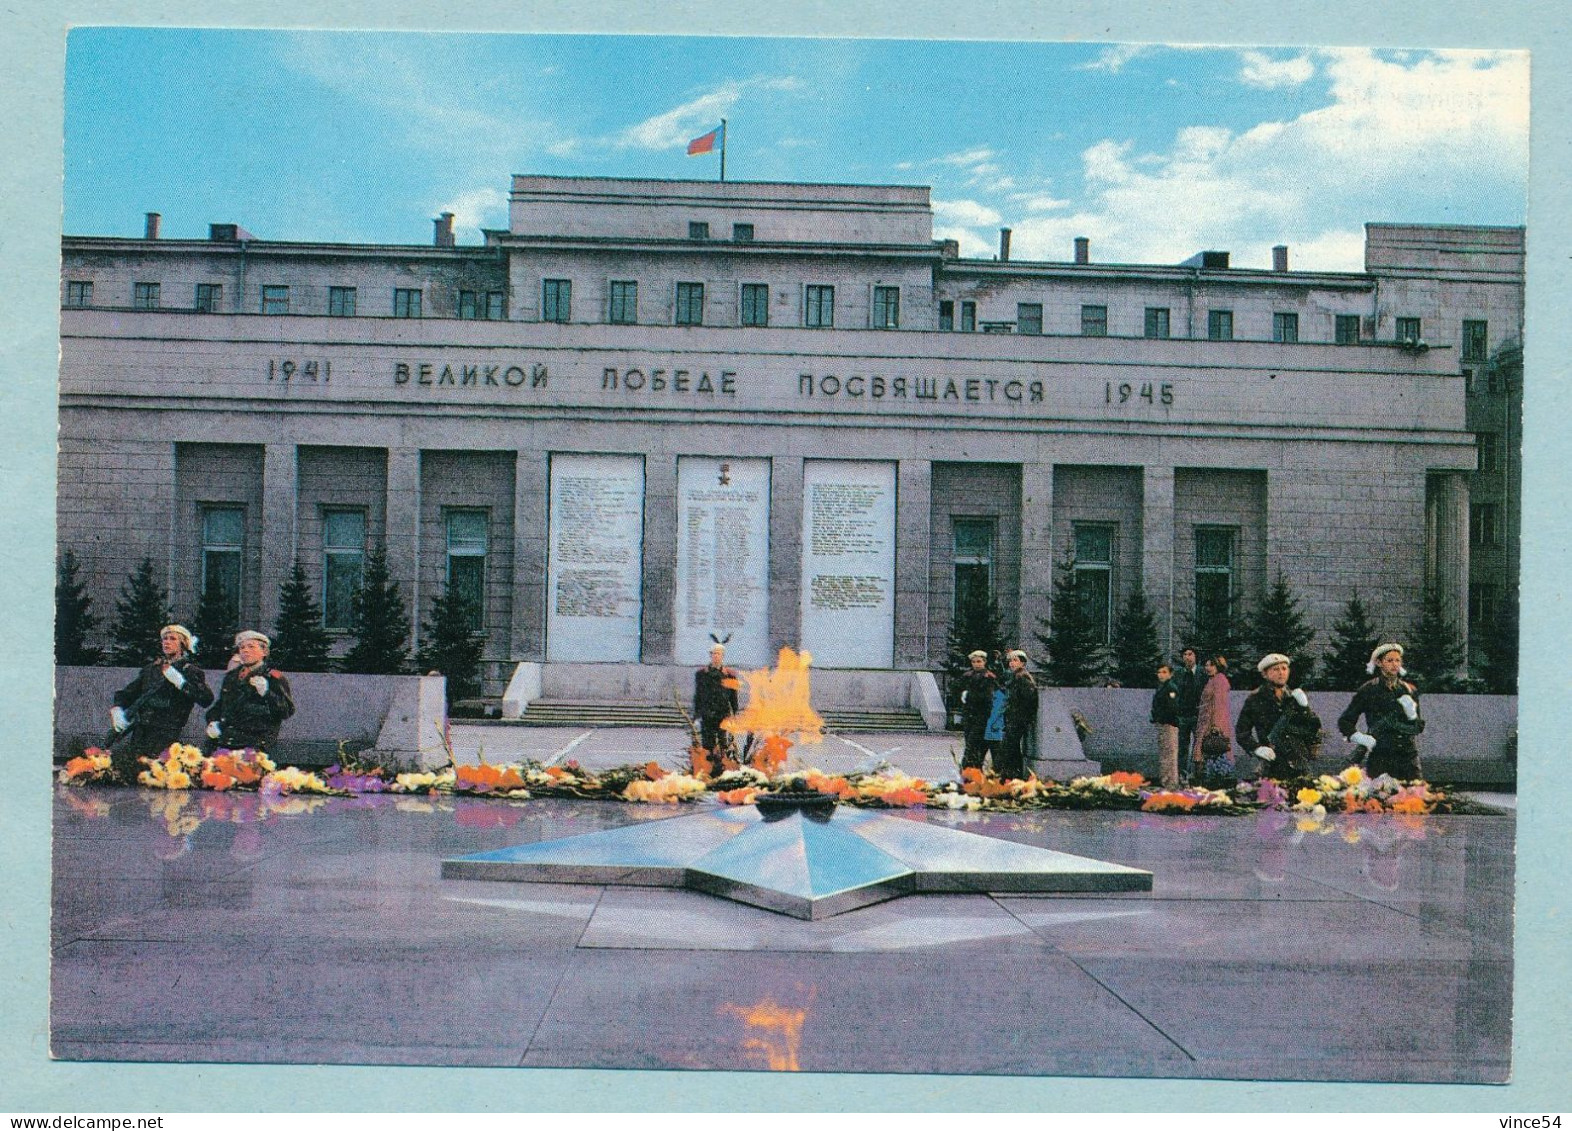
[687,127,720,156]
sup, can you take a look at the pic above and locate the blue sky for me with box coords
[63,31,1528,271]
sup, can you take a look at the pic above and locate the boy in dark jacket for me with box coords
[1150,663,1181,788]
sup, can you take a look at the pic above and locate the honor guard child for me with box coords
[204,630,296,753]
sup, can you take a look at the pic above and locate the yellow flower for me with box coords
[1338,765,1366,786]
[1296,788,1323,807]
[395,771,438,792]
[1316,775,1342,792]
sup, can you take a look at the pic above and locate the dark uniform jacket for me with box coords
[1003,670,1039,735]
[957,668,999,731]
[1172,665,1203,721]
[206,664,296,751]
[1150,679,1180,726]
[1236,685,1322,766]
[693,664,739,721]
[1338,678,1424,777]
[112,656,214,758]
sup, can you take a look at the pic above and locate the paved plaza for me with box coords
[50,725,1514,1083]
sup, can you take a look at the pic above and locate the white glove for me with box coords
[110,706,129,732]
[250,676,269,696]
[163,665,187,689]
[1351,731,1377,751]
[1254,745,1276,763]
[1398,694,1418,721]
[1290,688,1308,708]
[206,721,222,740]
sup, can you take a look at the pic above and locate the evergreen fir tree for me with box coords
[1322,590,1380,691]
[55,548,103,665]
[1181,593,1247,677]
[340,546,411,675]
[1108,586,1163,688]
[1479,585,1520,695]
[417,588,485,703]
[271,562,334,672]
[1407,584,1467,692]
[187,582,240,670]
[1035,549,1108,687]
[108,558,170,666]
[1246,572,1317,687]
[942,584,1007,700]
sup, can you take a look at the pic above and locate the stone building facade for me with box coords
[57,176,1522,684]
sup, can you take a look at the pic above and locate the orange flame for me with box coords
[718,992,813,1071]
[721,648,825,750]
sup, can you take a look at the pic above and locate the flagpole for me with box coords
[720,118,727,182]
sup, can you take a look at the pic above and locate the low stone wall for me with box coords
[1069,686,1516,786]
[54,667,449,770]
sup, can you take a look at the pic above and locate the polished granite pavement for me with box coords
[50,778,1514,1082]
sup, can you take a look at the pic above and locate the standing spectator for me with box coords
[693,642,739,773]
[1149,663,1181,788]
[205,630,295,752]
[1236,653,1322,778]
[107,624,213,783]
[955,649,999,772]
[1338,643,1425,780]
[1172,647,1203,784]
[1193,655,1235,784]
[997,649,1038,780]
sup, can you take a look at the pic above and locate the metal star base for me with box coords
[443,804,1153,920]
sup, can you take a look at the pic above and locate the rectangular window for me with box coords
[458,291,480,320]
[200,505,245,628]
[133,282,161,310]
[1081,304,1108,337]
[65,281,93,308]
[1194,526,1236,639]
[445,510,488,632]
[543,279,571,323]
[1017,303,1043,335]
[1072,523,1115,644]
[393,288,422,318]
[732,223,754,242]
[1272,312,1299,343]
[952,517,995,620]
[960,300,976,333]
[939,300,954,332]
[1207,309,1233,341]
[688,221,710,240]
[1477,431,1500,474]
[740,283,769,327]
[872,286,900,329]
[1469,582,1499,625]
[675,281,705,326]
[194,283,223,313]
[261,285,289,315]
[485,291,505,320]
[1396,317,1421,344]
[609,280,638,325]
[328,286,357,317]
[1462,319,1489,363]
[1471,502,1500,548]
[321,509,366,631]
[1144,307,1171,339]
[805,284,835,329]
[1335,314,1361,344]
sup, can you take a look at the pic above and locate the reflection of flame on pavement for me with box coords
[722,647,824,747]
[718,990,814,1071]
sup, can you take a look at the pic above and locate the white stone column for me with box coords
[1018,463,1054,650]
[894,459,932,668]
[385,447,421,647]
[258,443,297,630]
[511,451,548,660]
[1142,466,1176,655]
[768,456,804,656]
[1429,471,1471,660]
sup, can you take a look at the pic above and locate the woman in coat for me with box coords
[1193,655,1234,785]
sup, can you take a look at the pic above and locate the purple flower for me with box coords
[1254,779,1290,809]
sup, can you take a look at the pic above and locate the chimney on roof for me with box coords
[999,228,1012,262]
[434,212,455,247]
[1273,244,1289,272]
[144,212,161,240]
[1074,236,1090,265]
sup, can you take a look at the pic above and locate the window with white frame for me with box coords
[321,509,366,631]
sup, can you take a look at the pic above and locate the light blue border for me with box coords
[3,1,1566,1113]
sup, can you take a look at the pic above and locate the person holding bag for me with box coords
[1193,655,1234,786]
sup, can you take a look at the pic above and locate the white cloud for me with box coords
[1011,193,1071,213]
[1239,50,1314,89]
[617,76,803,151]
[1079,44,1149,73]
[933,198,1002,228]
[933,224,997,258]
[437,188,507,238]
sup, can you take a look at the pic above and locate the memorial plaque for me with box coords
[546,453,645,661]
[800,459,896,668]
[675,457,771,666]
